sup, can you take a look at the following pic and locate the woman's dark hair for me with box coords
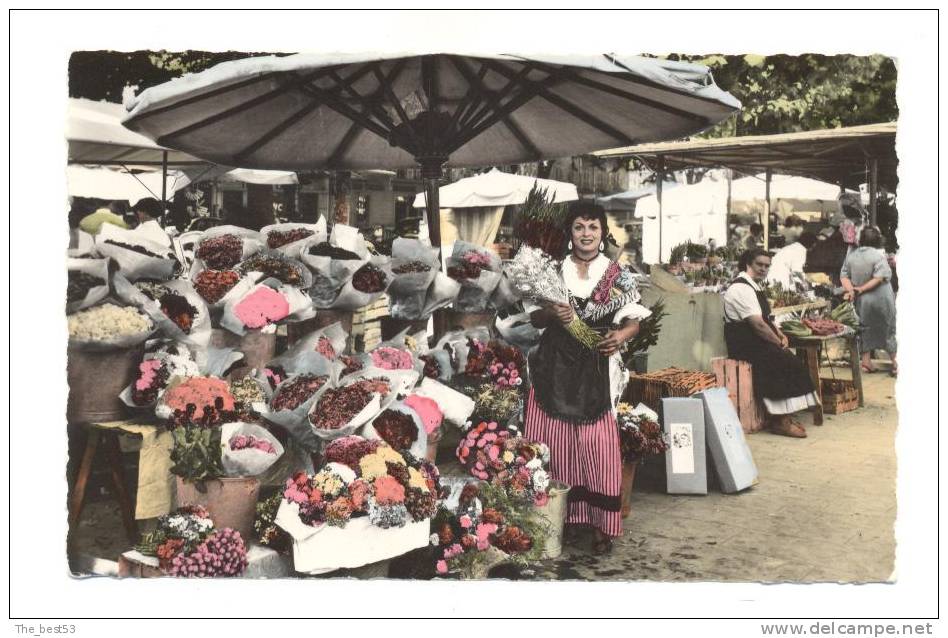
[749,222,764,235]
[738,247,773,271]
[859,226,883,249]
[798,231,818,249]
[133,197,163,219]
[564,200,609,234]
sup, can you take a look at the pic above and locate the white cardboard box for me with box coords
[696,387,759,493]
[662,397,708,495]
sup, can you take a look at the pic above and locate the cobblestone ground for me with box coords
[70,368,897,582]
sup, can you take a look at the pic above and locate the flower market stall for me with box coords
[65,50,748,579]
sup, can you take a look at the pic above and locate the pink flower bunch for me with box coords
[456,424,551,503]
[229,434,276,454]
[166,527,248,578]
[455,420,506,480]
[315,336,337,360]
[488,361,522,388]
[373,475,406,505]
[135,359,162,391]
[462,250,493,268]
[369,346,414,370]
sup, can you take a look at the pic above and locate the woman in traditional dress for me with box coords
[722,248,820,438]
[524,202,650,555]
[841,227,897,375]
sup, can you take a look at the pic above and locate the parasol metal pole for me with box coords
[868,158,879,226]
[656,156,665,264]
[160,150,169,225]
[763,168,772,251]
[419,155,447,251]
[726,167,732,247]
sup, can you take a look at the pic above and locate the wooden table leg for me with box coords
[68,427,99,530]
[103,431,139,542]
[848,335,865,407]
[799,345,824,426]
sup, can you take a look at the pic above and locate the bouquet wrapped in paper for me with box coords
[323,256,394,311]
[260,218,327,256]
[238,249,313,290]
[388,237,440,305]
[302,224,370,307]
[195,226,264,270]
[219,280,314,336]
[220,421,285,477]
[113,275,212,348]
[120,341,201,408]
[66,257,110,314]
[447,242,502,313]
[94,222,179,282]
[362,401,428,460]
[504,245,601,349]
[67,301,155,351]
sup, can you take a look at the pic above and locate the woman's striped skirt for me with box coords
[524,388,622,538]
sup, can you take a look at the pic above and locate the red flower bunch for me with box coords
[271,374,328,412]
[616,408,668,464]
[372,409,418,451]
[267,228,314,249]
[315,336,337,360]
[310,383,376,430]
[193,269,240,304]
[324,436,381,471]
[197,234,243,270]
[351,263,388,293]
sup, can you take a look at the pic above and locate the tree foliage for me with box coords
[666,53,899,138]
[69,50,275,102]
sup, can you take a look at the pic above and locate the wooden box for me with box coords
[710,357,765,434]
[821,378,859,415]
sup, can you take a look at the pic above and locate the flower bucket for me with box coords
[174,476,260,541]
[620,461,639,519]
[534,480,571,559]
[67,344,144,423]
[210,328,276,379]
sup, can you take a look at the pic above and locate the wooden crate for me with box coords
[821,378,859,415]
[710,357,765,434]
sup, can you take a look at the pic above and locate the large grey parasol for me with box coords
[123,52,740,246]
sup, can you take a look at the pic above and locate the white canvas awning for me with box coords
[413,168,578,208]
[220,168,299,185]
[67,165,191,202]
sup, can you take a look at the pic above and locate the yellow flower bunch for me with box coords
[358,453,390,481]
[407,467,429,492]
[616,402,633,416]
[313,470,344,496]
[375,445,406,466]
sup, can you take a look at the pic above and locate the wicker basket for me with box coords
[627,367,719,413]
[821,378,859,415]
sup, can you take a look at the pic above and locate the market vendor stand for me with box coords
[787,331,864,426]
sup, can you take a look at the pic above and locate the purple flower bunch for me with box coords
[166,527,248,578]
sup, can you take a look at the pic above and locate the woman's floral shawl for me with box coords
[563,260,642,324]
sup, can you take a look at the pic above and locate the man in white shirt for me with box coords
[722,248,820,438]
[766,231,818,289]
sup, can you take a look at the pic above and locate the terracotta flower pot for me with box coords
[67,344,144,423]
[620,461,639,518]
[174,476,260,541]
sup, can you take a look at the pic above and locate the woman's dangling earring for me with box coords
[599,241,605,252]
[568,240,573,250]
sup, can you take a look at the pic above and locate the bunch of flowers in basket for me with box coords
[615,402,669,464]
[308,377,390,431]
[135,505,248,577]
[455,421,551,507]
[283,436,441,530]
[430,480,543,576]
